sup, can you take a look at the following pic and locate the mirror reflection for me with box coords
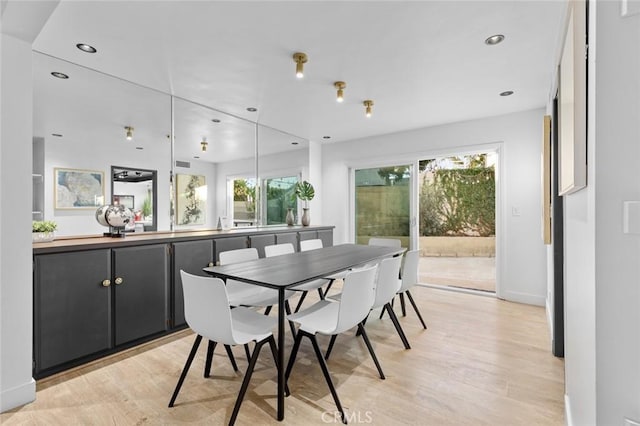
[111,166,157,232]
[33,52,311,237]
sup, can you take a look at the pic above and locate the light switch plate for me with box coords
[623,201,640,234]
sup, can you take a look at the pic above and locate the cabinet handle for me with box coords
[102,279,111,287]
[115,277,124,285]
[208,262,214,267]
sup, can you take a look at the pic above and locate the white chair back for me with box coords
[180,270,236,345]
[300,239,323,251]
[399,250,419,293]
[372,256,403,309]
[368,237,402,248]
[334,265,378,334]
[219,247,258,265]
[264,243,294,257]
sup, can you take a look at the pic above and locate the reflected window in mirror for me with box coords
[264,175,299,225]
[111,166,157,231]
[230,177,256,227]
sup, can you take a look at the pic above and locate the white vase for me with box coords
[32,231,55,243]
[301,208,310,226]
[286,208,295,226]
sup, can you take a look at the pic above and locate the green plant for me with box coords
[294,180,315,208]
[32,220,57,233]
[142,195,152,218]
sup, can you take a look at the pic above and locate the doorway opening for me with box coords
[418,152,496,293]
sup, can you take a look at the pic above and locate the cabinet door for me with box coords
[276,232,298,250]
[248,234,275,258]
[214,236,248,262]
[318,229,334,247]
[172,240,214,327]
[34,250,112,374]
[113,244,169,346]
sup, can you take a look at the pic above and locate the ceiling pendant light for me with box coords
[201,137,208,152]
[334,81,346,103]
[363,100,374,118]
[292,52,308,78]
[125,126,134,140]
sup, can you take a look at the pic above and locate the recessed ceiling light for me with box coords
[51,133,63,137]
[193,156,200,159]
[485,34,505,45]
[211,118,221,123]
[499,90,514,97]
[322,136,331,139]
[51,72,69,79]
[291,141,299,145]
[246,107,258,112]
[135,147,144,150]
[76,43,97,53]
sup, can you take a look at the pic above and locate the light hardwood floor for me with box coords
[1,286,564,425]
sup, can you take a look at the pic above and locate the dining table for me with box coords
[202,242,405,421]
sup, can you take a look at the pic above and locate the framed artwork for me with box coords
[542,115,552,244]
[54,168,104,209]
[113,194,134,209]
[175,174,206,225]
[558,0,587,196]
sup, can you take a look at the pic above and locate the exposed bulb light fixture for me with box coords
[76,43,97,53]
[363,100,374,118]
[334,81,346,103]
[201,138,208,152]
[499,90,514,97]
[292,52,308,78]
[125,126,134,140]
[51,72,69,79]
[485,34,505,45]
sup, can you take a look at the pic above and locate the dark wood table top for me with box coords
[203,243,404,290]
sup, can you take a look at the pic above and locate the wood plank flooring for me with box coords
[1,286,564,425]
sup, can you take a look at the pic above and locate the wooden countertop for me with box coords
[33,225,334,254]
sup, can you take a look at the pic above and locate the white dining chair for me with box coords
[264,243,330,313]
[300,239,347,298]
[284,265,382,425]
[169,271,280,426]
[326,255,411,359]
[390,250,427,329]
[368,237,402,248]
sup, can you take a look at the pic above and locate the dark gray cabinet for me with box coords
[172,239,214,327]
[34,250,112,375]
[248,234,275,257]
[213,236,248,262]
[113,245,169,345]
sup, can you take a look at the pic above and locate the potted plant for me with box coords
[294,180,315,226]
[32,220,57,243]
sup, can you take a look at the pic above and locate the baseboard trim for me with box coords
[0,378,36,413]
[501,290,546,306]
[565,393,573,426]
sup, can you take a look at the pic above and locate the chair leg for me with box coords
[285,300,297,338]
[317,286,325,300]
[322,280,335,298]
[357,323,385,380]
[355,312,370,337]
[244,344,251,363]
[284,328,304,397]
[399,293,407,317]
[405,290,427,329]
[168,334,202,407]
[204,340,217,378]
[379,298,390,319]
[385,303,411,349]
[325,334,337,360]
[307,331,347,424]
[229,338,269,426]
[294,291,308,313]
[224,344,239,372]
[267,335,290,396]
[264,305,272,316]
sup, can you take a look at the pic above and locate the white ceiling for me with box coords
[30,0,567,145]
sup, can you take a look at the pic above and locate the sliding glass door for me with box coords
[354,164,412,248]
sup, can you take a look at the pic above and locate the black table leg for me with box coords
[277,288,285,420]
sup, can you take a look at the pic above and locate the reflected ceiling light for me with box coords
[485,34,505,45]
[246,107,258,112]
[499,90,514,96]
[211,118,221,123]
[135,147,143,150]
[51,72,69,79]
[51,133,63,137]
[76,43,97,53]
[125,126,134,140]
[334,81,346,103]
[292,52,308,78]
[201,137,208,152]
[322,136,331,139]
[363,100,374,118]
[291,141,299,145]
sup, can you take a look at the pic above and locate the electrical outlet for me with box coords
[624,418,640,426]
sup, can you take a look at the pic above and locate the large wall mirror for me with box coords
[33,52,309,237]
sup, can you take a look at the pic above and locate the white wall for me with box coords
[0,34,36,412]
[322,108,548,305]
